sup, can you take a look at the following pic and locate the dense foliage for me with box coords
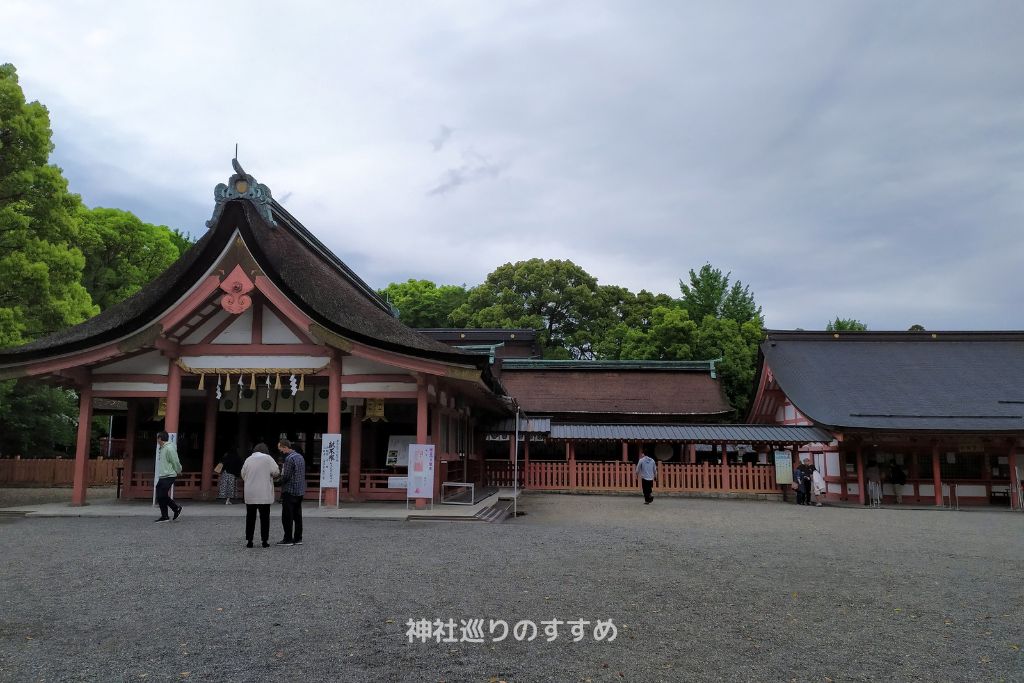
[0,64,190,456]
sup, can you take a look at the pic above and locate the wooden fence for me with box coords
[0,459,124,486]
[486,460,779,494]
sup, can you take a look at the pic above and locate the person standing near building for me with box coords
[217,450,242,504]
[240,442,278,548]
[865,460,883,507]
[276,438,306,545]
[889,462,907,505]
[795,458,814,506]
[635,451,657,504]
[154,431,182,523]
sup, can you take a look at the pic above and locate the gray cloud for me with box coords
[427,149,508,196]
[2,1,1022,331]
[429,125,454,151]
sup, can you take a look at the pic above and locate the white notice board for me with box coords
[320,433,342,489]
[774,450,793,485]
[406,444,435,505]
[386,435,416,467]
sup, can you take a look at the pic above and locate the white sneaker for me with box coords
[225,500,232,505]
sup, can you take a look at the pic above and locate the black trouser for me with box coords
[641,478,654,503]
[245,504,270,543]
[281,493,303,542]
[156,476,180,518]
[797,480,811,505]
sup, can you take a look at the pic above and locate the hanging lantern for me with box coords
[198,373,205,391]
[274,373,282,390]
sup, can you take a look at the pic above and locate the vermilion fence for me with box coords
[485,460,779,494]
[0,459,124,486]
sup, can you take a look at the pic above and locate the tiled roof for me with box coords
[549,423,832,443]
[500,367,732,418]
[760,330,1024,431]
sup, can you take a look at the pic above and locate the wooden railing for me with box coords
[0,459,124,486]
[128,471,345,501]
[485,461,779,494]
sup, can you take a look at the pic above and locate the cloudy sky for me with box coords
[2,1,1022,330]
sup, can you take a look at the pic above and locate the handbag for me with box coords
[213,462,224,474]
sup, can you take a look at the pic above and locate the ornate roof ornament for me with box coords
[206,158,277,228]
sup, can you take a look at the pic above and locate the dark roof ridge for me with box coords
[501,359,718,372]
[765,330,1024,342]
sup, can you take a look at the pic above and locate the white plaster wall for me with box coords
[342,382,417,393]
[182,311,230,344]
[213,309,253,344]
[262,308,302,344]
[92,382,168,392]
[342,357,400,375]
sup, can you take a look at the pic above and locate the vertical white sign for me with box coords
[320,433,342,489]
[407,444,435,500]
[774,449,793,485]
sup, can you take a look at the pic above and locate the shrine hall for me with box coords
[0,161,512,505]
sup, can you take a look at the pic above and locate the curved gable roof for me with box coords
[761,330,1024,432]
[0,196,482,369]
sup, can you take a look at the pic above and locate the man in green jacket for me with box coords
[155,431,183,522]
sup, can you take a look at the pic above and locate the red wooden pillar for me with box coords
[567,442,577,490]
[621,441,629,462]
[523,439,530,469]
[855,445,866,505]
[687,444,696,464]
[721,443,731,491]
[325,358,342,506]
[1009,444,1019,511]
[348,406,363,500]
[123,400,137,499]
[932,443,943,507]
[509,435,516,463]
[164,360,182,434]
[200,386,218,499]
[415,381,429,508]
[71,383,94,506]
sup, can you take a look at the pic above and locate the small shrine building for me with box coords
[749,330,1024,508]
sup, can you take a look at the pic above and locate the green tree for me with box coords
[451,259,603,359]
[908,323,925,331]
[378,279,469,328]
[0,63,96,345]
[78,207,182,309]
[693,316,764,416]
[619,306,698,361]
[825,317,868,331]
[0,381,78,456]
[680,263,763,326]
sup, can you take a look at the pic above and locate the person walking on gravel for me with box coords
[635,451,657,504]
[154,431,183,523]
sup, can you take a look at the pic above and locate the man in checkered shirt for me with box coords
[276,438,306,546]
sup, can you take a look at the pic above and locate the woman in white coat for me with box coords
[240,442,279,548]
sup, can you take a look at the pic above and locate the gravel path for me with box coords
[0,494,1020,682]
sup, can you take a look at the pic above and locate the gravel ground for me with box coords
[0,494,1021,682]
[0,486,116,508]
